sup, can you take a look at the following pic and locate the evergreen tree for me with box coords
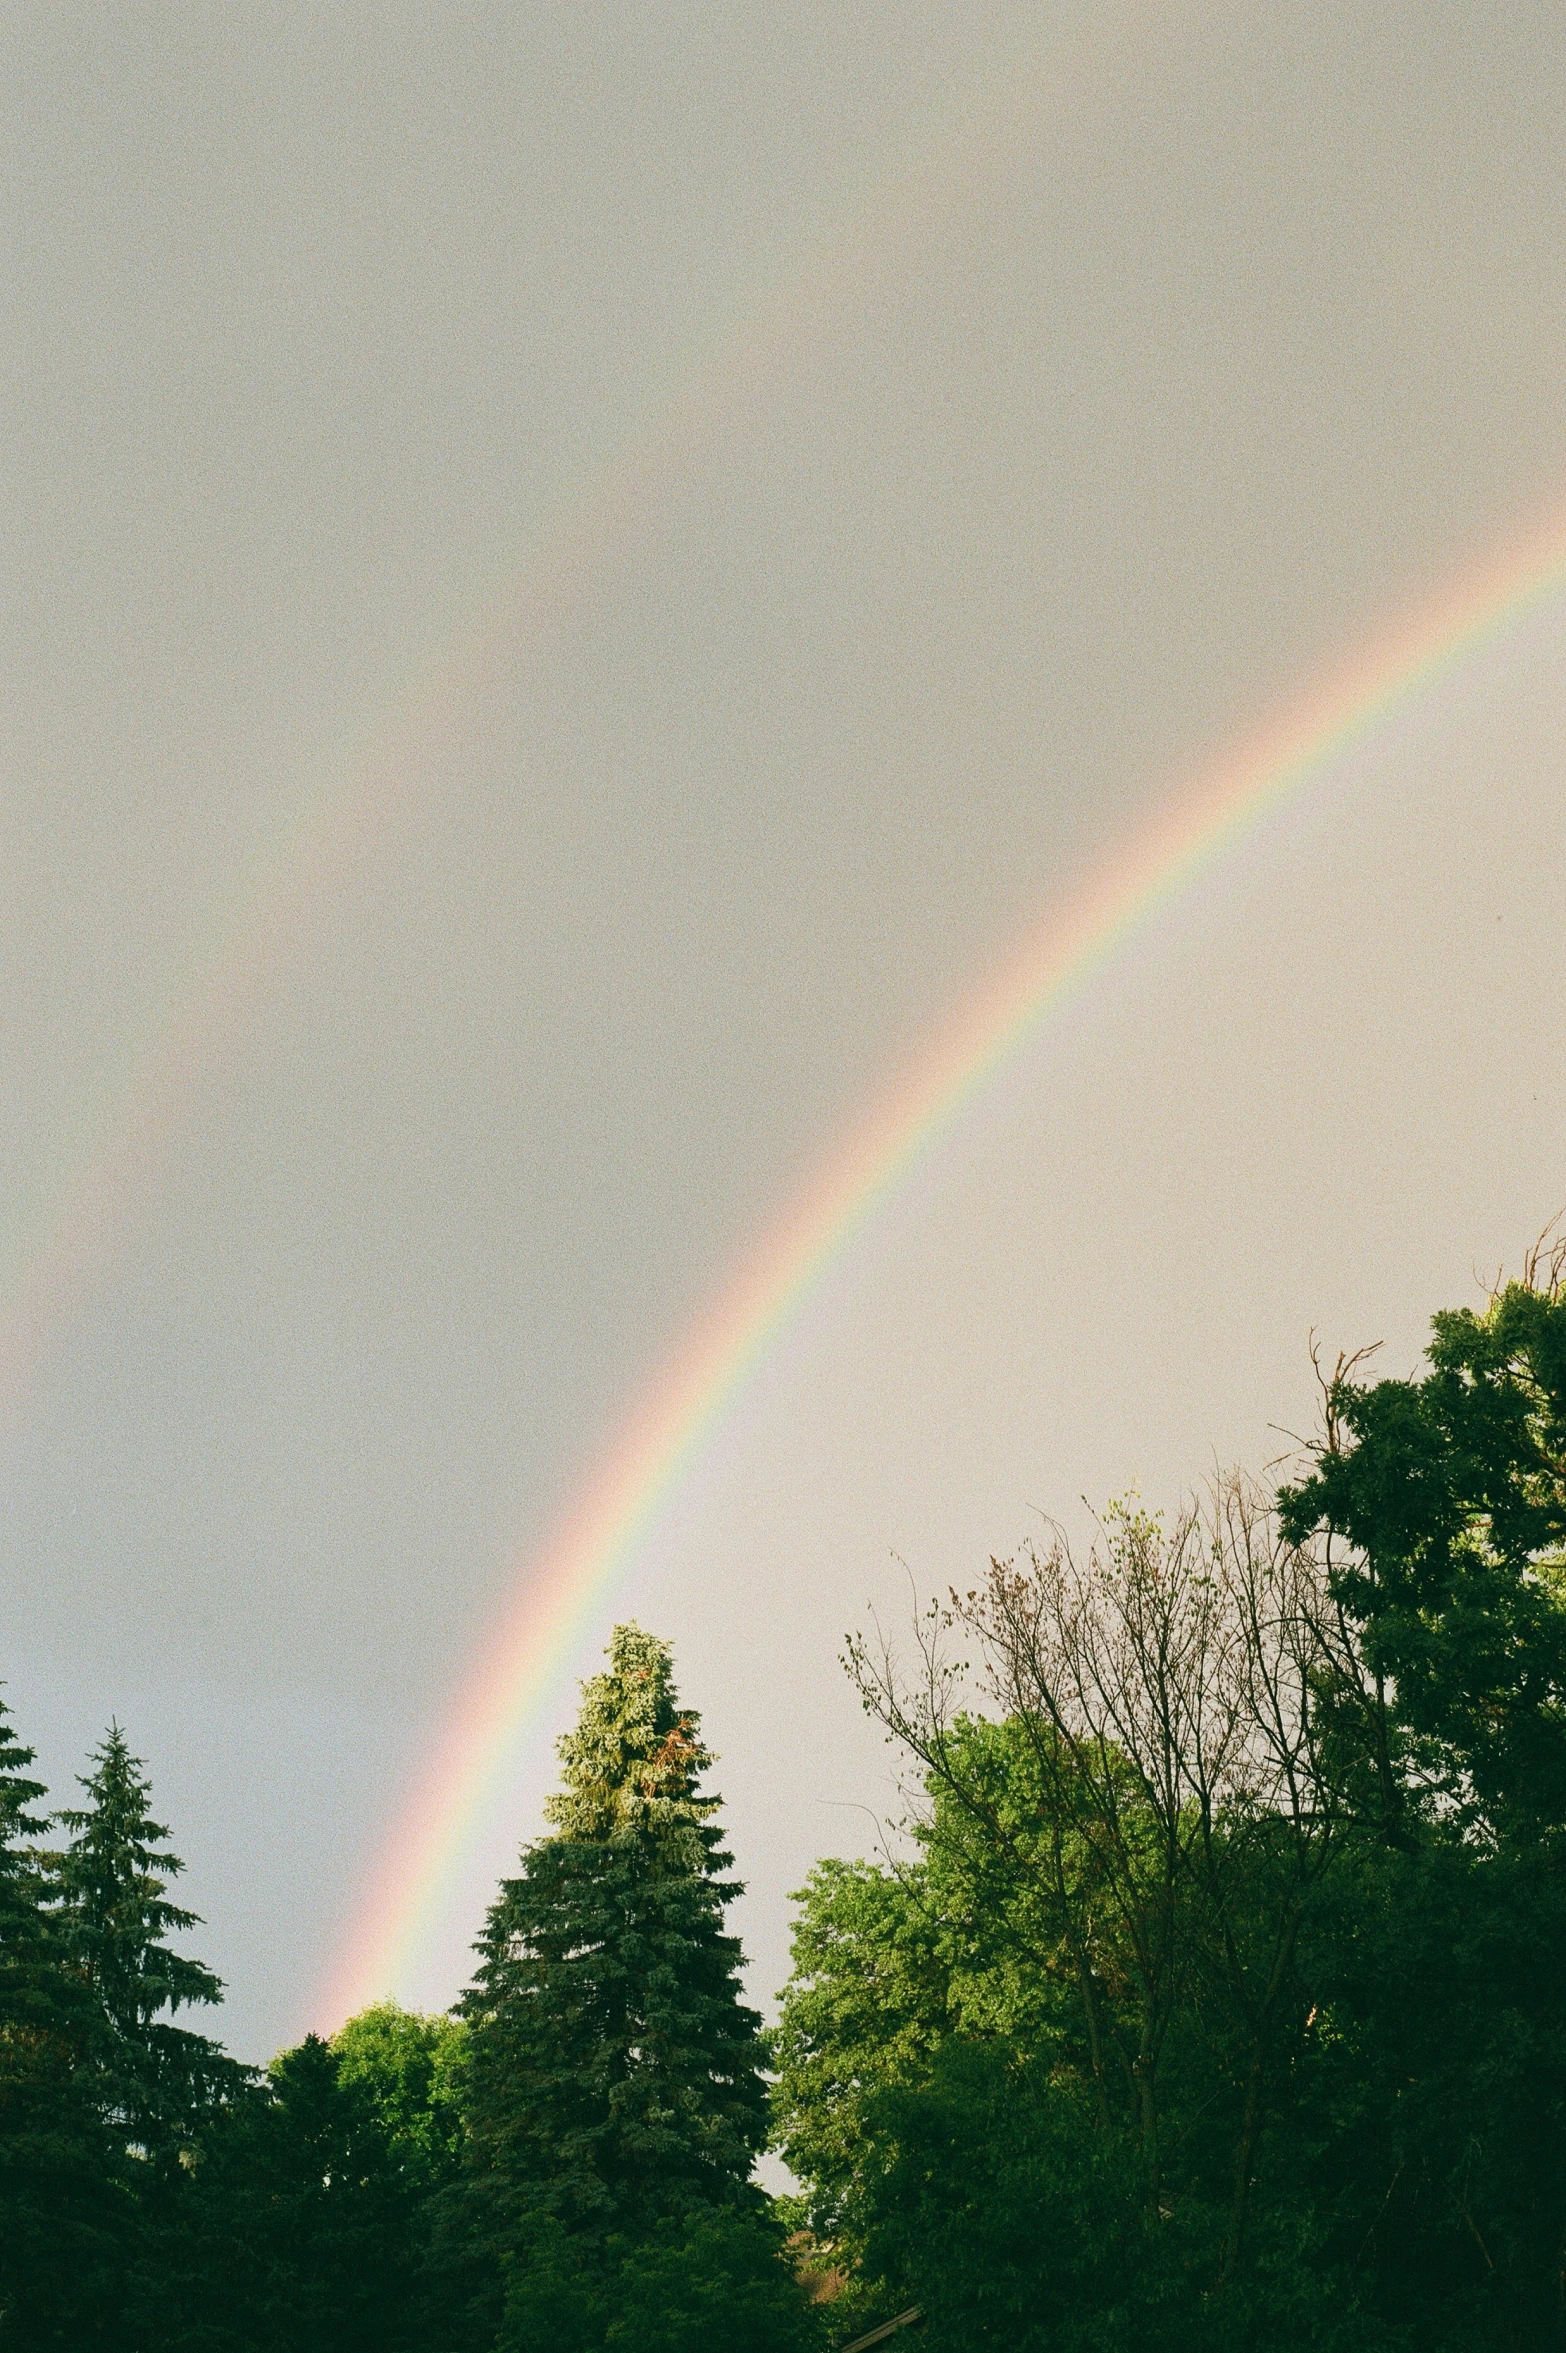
[0,1692,123,2347]
[53,1723,238,2175]
[144,2033,420,2353]
[460,1626,774,2323]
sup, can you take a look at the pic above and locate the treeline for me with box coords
[0,1626,812,2351]
[5,1249,1566,2348]
[775,1247,1566,2350]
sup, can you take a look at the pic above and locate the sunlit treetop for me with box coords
[1279,1246,1566,1836]
[545,1621,717,1845]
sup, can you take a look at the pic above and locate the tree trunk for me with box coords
[1218,2047,1264,2286]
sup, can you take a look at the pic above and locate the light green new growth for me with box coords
[545,1621,717,1843]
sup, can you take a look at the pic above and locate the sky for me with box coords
[4,0,1566,2061]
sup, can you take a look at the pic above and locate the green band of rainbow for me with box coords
[321,494,1566,2026]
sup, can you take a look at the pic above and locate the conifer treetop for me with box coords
[545,1622,717,1842]
[0,1690,48,1851]
[54,1721,221,2027]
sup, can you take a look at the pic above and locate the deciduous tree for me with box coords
[1279,1241,1566,1838]
[846,1480,1342,2276]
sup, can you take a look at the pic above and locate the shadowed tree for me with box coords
[846,1482,1344,2276]
[141,2033,420,2353]
[52,1725,238,2179]
[1279,1240,1566,1840]
[0,1693,124,2348]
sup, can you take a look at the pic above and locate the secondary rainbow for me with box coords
[0,17,1082,1435]
[322,493,1566,2028]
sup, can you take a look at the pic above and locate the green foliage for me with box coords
[771,1256,1566,2350]
[546,1622,716,1848]
[771,1720,1090,2248]
[857,2041,1183,2353]
[853,2037,1401,2352]
[17,1255,1566,2350]
[1279,1273,1566,1835]
[1284,1835,1566,2349]
[0,1691,126,2349]
[52,1724,239,2174]
[770,1856,947,2242]
[460,1626,769,2283]
[143,2033,422,2353]
[782,1821,1414,2352]
[497,2206,825,2353]
[331,1999,468,2195]
[911,1715,1093,2041]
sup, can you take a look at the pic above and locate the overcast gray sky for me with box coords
[5,1,1566,2057]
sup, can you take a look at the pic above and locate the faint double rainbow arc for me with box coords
[0,20,1093,1436]
[320,494,1566,2029]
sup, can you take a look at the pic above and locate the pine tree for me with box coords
[460,1627,770,2269]
[53,1724,238,2175]
[0,1692,123,2346]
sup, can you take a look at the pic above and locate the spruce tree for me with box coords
[460,1627,770,2269]
[0,1692,123,2346]
[53,1724,238,2175]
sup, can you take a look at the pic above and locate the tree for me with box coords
[770,1753,1111,2343]
[0,1692,124,2348]
[1267,1240,1566,2341]
[52,1724,237,2176]
[1279,1832,1566,2350]
[846,1482,1343,2278]
[459,1625,790,2340]
[497,2207,825,2353]
[862,2029,1411,2353]
[770,1854,949,2251]
[144,2033,420,2353]
[331,1999,467,2197]
[770,1717,1103,2280]
[857,2039,1179,2353]
[1278,1243,1566,1839]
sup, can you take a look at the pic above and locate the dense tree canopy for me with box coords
[6,1248,1566,2348]
[1278,1256,1566,1836]
[769,1252,1566,2349]
[141,2030,424,2353]
[331,1997,468,2196]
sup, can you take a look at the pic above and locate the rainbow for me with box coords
[0,13,1089,1435]
[321,493,1566,2027]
